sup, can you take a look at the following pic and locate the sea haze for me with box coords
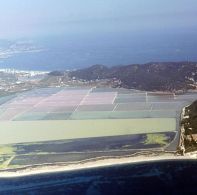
[0,29,197,71]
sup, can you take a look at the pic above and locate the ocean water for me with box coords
[0,31,197,71]
[0,160,197,195]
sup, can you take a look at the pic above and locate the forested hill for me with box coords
[69,62,197,91]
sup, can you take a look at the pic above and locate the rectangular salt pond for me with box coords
[0,118,176,144]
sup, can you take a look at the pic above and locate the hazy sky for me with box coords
[0,0,197,38]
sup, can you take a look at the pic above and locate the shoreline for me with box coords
[0,154,196,178]
[0,90,195,178]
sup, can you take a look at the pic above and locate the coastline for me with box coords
[0,154,196,178]
[0,86,195,179]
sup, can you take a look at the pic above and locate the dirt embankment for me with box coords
[177,107,187,155]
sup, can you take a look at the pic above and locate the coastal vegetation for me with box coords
[180,100,197,153]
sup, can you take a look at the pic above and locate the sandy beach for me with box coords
[0,154,196,178]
